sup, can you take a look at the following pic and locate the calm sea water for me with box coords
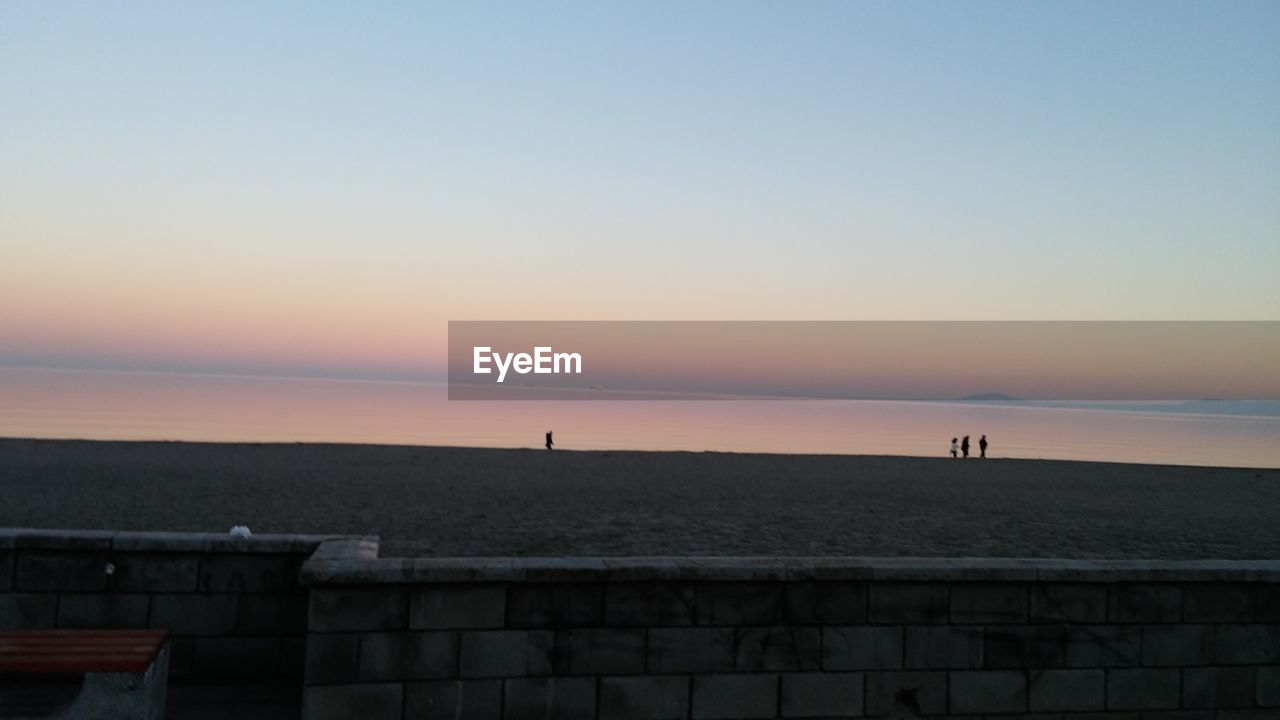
[2,367,1277,468]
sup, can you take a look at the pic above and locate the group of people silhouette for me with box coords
[950,434,988,459]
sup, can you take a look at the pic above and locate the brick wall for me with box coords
[5,530,1277,716]
[0,528,351,684]
[301,555,1280,719]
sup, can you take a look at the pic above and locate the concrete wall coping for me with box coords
[299,554,1280,585]
[7,529,1277,582]
[0,527,373,554]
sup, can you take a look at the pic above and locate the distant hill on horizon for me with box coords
[952,396,1280,418]
[961,392,1022,402]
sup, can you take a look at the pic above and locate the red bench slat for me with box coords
[0,630,169,674]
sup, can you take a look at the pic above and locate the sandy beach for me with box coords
[1,438,1276,559]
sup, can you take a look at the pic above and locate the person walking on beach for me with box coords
[950,438,958,458]
[961,435,970,458]
[545,431,554,450]
[979,434,988,459]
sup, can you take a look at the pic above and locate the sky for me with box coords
[2,1,1278,384]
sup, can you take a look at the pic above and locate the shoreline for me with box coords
[3,436,1276,472]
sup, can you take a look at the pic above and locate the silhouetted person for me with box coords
[961,435,970,458]
[545,431,554,450]
[979,434,988,459]
[950,437,958,458]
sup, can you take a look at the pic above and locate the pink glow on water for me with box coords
[1,367,1277,468]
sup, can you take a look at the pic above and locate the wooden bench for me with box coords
[0,630,170,720]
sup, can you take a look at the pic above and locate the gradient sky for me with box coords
[2,1,1278,383]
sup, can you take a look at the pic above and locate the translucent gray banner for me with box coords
[447,321,1279,401]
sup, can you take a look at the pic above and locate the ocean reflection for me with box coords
[1,368,1277,468]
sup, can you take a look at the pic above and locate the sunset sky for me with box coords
[3,1,1278,385]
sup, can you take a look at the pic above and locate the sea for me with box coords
[2,367,1277,468]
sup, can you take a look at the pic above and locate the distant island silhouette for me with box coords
[960,392,1022,402]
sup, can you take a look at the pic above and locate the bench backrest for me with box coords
[0,630,170,674]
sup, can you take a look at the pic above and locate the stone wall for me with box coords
[300,553,1280,719]
[0,528,351,684]
[5,529,1277,716]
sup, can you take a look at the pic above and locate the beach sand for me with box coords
[1,438,1275,558]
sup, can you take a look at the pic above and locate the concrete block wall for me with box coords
[301,556,1280,719]
[6,530,1277,716]
[0,528,354,684]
